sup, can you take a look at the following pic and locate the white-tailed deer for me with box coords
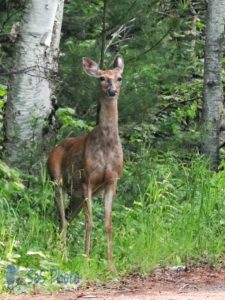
[47,56,124,269]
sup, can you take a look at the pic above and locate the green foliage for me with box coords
[0,0,207,150]
[0,1,25,77]
[0,84,7,97]
[0,161,25,199]
[0,0,207,144]
[58,0,206,152]
[55,107,93,140]
[63,0,103,40]
[1,149,225,291]
[115,153,225,273]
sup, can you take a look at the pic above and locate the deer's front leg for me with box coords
[83,185,93,257]
[104,182,116,269]
[55,180,67,242]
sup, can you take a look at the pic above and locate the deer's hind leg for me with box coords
[65,187,84,222]
[54,180,68,251]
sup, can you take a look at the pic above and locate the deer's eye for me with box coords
[100,76,105,81]
[117,77,122,82]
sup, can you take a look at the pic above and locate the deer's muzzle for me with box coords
[107,89,117,97]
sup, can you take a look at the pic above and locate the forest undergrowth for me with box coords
[1,143,225,293]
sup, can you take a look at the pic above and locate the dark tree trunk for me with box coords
[202,0,225,169]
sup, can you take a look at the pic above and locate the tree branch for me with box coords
[126,26,172,64]
[100,0,107,69]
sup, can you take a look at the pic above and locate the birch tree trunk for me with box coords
[202,0,225,169]
[3,0,64,171]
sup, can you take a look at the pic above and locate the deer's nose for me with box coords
[108,88,117,97]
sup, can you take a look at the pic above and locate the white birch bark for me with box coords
[4,0,64,171]
[202,0,225,169]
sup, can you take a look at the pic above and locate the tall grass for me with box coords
[1,150,225,291]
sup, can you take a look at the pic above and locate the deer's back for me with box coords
[47,136,87,185]
[48,128,123,194]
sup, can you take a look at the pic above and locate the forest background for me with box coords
[0,0,225,293]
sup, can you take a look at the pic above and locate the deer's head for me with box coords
[82,56,124,99]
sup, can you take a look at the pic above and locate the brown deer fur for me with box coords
[47,56,124,268]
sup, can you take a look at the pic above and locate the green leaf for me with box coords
[0,90,7,97]
[0,100,4,109]
[196,21,205,30]
[27,250,46,258]
[11,182,25,191]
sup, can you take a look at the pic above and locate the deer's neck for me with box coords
[98,98,119,136]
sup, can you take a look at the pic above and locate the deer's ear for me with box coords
[113,55,124,73]
[82,57,101,77]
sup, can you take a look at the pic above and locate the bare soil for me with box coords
[3,267,225,300]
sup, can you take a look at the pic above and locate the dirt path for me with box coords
[3,267,225,300]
